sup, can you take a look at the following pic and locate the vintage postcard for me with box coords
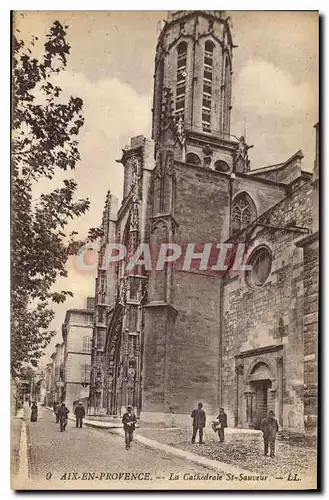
[11,10,319,491]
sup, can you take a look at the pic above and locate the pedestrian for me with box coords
[58,402,69,432]
[74,402,85,428]
[54,401,60,423]
[23,400,29,413]
[212,407,227,442]
[30,401,38,422]
[260,410,279,457]
[122,405,137,450]
[191,402,206,444]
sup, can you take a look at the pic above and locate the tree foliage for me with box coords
[12,19,90,376]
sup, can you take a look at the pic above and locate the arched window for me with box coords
[214,160,230,172]
[246,247,272,288]
[203,41,215,133]
[232,192,256,234]
[176,42,187,114]
[185,152,201,166]
[153,57,164,138]
[205,40,215,55]
[83,336,92,353]
[223,55,232,132]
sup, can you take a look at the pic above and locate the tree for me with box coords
[12,19,90,376]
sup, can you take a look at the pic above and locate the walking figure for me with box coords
[58,403,69,432]
[191,402,206,444]
[54,401,60,423]
[74,402,85,428]
[122,405,137,450]
[212,407,227,442]
[30,402,38,422]
[260,410,279,457]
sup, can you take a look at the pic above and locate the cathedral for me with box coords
[88,10,318,434]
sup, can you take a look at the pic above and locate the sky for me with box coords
[13,11,319,366]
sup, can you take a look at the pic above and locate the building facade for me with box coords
[88,10,318,433]
[48,342,65,405]
[62,299,94,411]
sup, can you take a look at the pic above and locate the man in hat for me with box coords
[74,402,86,428]
[212,407,228,443]
[58,402,69,432]
[122,406,137,450]
[191,403,206,444]
[261,410,279,457]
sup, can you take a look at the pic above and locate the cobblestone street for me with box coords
[138,426,317,482]
[17,406,218,490]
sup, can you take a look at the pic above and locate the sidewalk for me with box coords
[11,410,24,476]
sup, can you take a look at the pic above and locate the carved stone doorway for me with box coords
[252,379,271,429]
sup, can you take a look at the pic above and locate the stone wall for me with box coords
[142,162,231,420]
[174,163,231,243]
[222,226,305,431]
[296,233,319,434]
[222,180,314,431]
[258,181,313,229]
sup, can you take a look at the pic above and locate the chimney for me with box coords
[86,297,95,310]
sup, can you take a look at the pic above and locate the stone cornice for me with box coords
[295,231,319,248]
[235,344,283,359]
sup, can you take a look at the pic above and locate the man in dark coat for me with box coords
[58,403,69,432]
[74,402,85,428]
[122,406,137,450]
[213,407,227,442]
[260,410,279,457]
[191,402,206,444]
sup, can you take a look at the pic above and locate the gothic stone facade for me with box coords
[88,11,318,433]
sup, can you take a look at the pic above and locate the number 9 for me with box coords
[46,472,52,480]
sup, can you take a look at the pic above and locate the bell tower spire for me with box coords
[152,10,234,144]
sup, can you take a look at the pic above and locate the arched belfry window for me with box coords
[214,160,230,172]
[232,192,257,234]
[176,42,187,114]
[203,41,215,133]
[186,152,201,166]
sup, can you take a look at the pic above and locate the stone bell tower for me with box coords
[152,10,234,148]
[141,11,237,424]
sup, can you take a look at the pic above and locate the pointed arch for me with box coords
[232,191,257,234]
[222,52,232,133]
[103,303,124,415]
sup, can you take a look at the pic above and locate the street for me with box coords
[23,406,215,490]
